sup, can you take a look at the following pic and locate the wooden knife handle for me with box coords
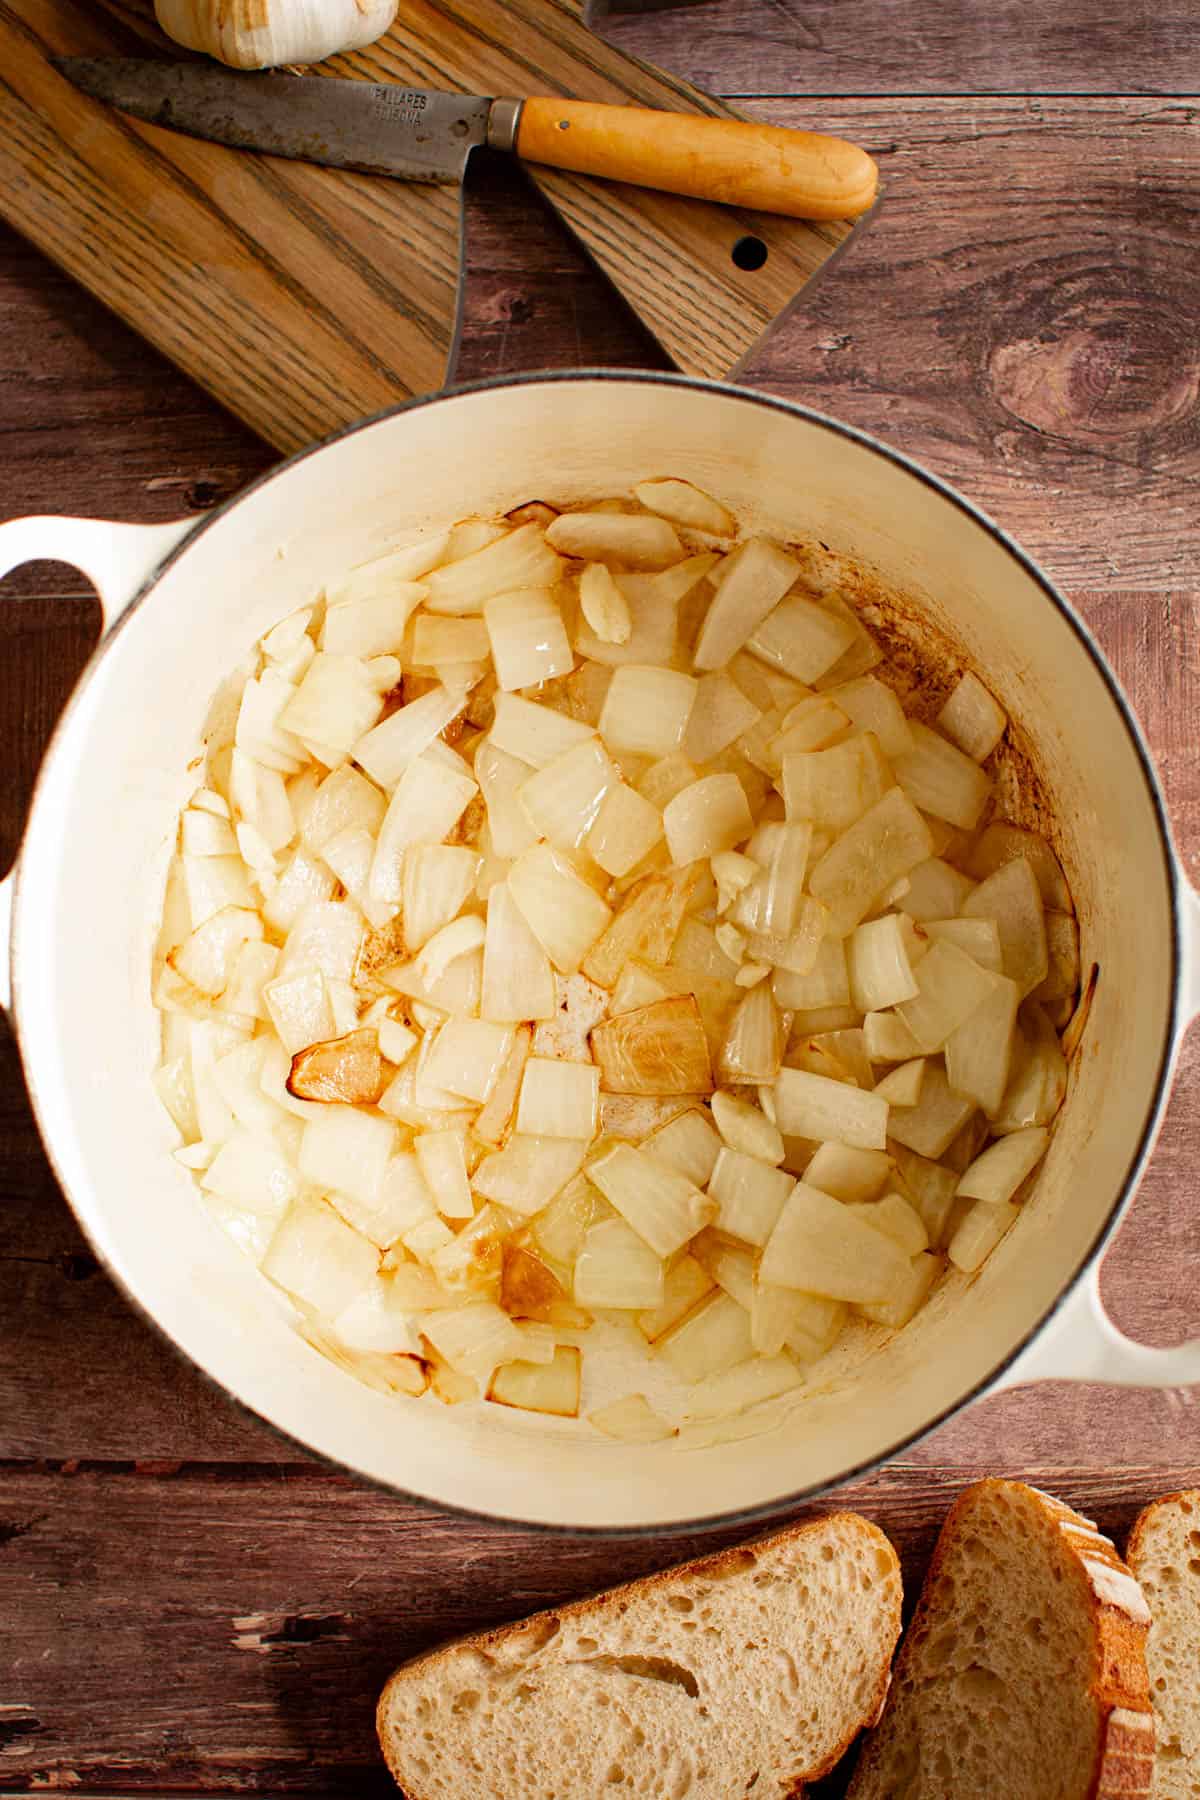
[512,98,878,221]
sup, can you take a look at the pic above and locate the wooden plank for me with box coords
[5,96,1197,593]
[745,97,1200,594]
[0,0,856,453]
[0,1462,1195,1793]
[606,0,1199,96]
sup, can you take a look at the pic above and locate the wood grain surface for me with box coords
[2,1,1200,1792]
[0,0,857,452]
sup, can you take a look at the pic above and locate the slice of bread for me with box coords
[377,1512,902,1800]
[1127,1489,1200,1796]
[847,1479,1156,1800]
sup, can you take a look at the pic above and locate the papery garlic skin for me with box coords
[155,0,399,70]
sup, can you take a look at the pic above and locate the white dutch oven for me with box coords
[2,372,1199,1532]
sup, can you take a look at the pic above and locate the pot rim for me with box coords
[9,367,1184,1537]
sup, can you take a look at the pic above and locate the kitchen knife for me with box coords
[55,58,877,221]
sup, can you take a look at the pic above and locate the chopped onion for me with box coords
[588,1142,715,1258]
[183,852,257,933]
[424,522,560,616]
[401,844,480,952]
[890,1145,959,1248]
[598,664,698,758]
[574,1217,664,1310]
[948,1198,1020,1273]
[322,579,424,660]
[420,1018,513,1106]
[937,671,1007,763]
[583,862,701,990]
[967,822,1072,913]
[771,695,851,758]
[709,1146,795,1246]
[262,1195,378,1316]
[201,1126,301,1220]
[861,1191,929,1255]
[663,774,752,864]
[683,672,761,763]
[761,1182,910,1302]
[824,675,914,759]
[632,477,735,536]
[858,1250,940,1328]
[962,856,1049,996]
[586,781,665,879]
[638,751,701,809]
[235,670,307,774]
[895,938,997,1054]
[782,733,891,836]
[645,1109,723,1186]
[518,736,618,850]
[860,1008,920,1064]
[478,882,555,1025]
[809,787,934,937]
[484,585,574,691]
[423,1301,525,1384]
[413,1127,473,1219]
[495,857,601,987]
[489,692,594,768]
[264,967,336,1056]
[848,912,922,1014]
[944,973,1019,1114]
[682,1353,804,1422]
[279,653,382,763]
[591,996,713,1097]
[748,595,856,684]
[921,916,1002,974]
[369,753,477,904]
[771,936,849,1013]
[1036,911,1081,1004]
[297,763,384,856]
[171,906,264,999]
[411,613,490,669]
[516,1057,600,1140]
[894,722,991,831]
[773,1067,888,1149]
[887,1063,976,1159]
[546,510,682,568]
[957,1124,1048,1204]
[589,1393,676,1442]
[473,1135,588,1217]
[719,982,783,1084]
[470,1022,532,1148]
[693,538,800,670]
[353,682,466,789]
[658,1291,755,1382]
[901,857,977,922]
[873,1057,926,1107]
[181,806,238,857]
[489,1344,581,1417]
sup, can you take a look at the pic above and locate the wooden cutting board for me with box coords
[0,0,861,455]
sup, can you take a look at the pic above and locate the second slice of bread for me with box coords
[377,1512,902,1800]
[1127,1488,1200,1797]
[847,1478,1156,1800]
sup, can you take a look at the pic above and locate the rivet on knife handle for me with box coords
[492,98,878,221]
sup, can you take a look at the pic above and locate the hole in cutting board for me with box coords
[731,236,768,271]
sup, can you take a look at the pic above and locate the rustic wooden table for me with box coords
[2,4,1198,1792]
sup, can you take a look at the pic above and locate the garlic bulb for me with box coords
[155,0,399,70]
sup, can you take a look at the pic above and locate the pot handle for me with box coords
[0,512,198,1012]
[995,1259,1200,1390]
[1185,876,1200,1024]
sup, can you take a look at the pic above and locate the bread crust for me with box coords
[1126,1487,1200,1797]
[378,1511,902,1800]
[847,1480,1154,1800]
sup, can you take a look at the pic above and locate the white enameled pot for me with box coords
[2,372,1199,1532]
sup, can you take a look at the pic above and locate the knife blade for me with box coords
[56,59,496,185]
[54,59,878,221]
